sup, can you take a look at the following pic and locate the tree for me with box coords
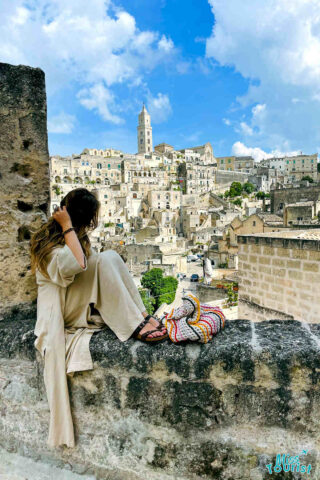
[139,288,156,315]
[256,191,266,199]
[229,182,242,197]
[242,182,255,194]
[301,175,314,183]
[232,198,242,207]
[141,268,178,310]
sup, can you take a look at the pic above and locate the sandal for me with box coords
[144,314,166,332]
[131,318,168,343]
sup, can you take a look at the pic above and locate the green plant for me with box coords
[232,198,242,207]
[225,282,238,307]
[139,288,156,315]
[52,185,62,195]
[229,182,243,197]
[301,175,314,183]
[104,222,115,227]
[141,268,178,310]
[256,191,266,199]
[242,182,255,194]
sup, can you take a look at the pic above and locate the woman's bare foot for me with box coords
[138,319,166,338]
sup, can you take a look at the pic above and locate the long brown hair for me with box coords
[30,188,100,279]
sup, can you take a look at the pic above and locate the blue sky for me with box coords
[1,0,320,161]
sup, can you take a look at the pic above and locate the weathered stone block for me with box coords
[0,62,49,314]
[1,315,319,479]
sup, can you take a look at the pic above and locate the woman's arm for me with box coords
[52,206,86,269]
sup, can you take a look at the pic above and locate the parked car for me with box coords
[187,254,198,262]
[190,274,199,282]
[197,254,204,259]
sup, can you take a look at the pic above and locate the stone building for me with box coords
[271,182,320,215]
[137,104,153,154]
[261,154,318,182]
[284,201,320,226]
[178,142,215,165]
[216,155,254,172]
[218,213,285,269]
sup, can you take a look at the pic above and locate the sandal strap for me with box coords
[131,318,149,338]
[145,314,163,329]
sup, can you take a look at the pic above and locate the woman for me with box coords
[30,188,167,448]
[203,253,214,285]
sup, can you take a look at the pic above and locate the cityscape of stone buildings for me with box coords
[50,104,320,315]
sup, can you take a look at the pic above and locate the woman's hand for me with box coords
[52,206,72,230]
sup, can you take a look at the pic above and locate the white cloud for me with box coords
[206,0,320,152]
[48,112,76,134]
[223,118,231,126]
[232,141,300,162]
[77,83,123,124]
[239,122,253,136]
[158,35,174,52]
[0,0,176,123]
[147,92,172,124]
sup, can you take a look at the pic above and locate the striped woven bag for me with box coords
[163,292,225,344]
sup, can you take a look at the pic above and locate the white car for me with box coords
[187,255,198,262]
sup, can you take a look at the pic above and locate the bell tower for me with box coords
[137,104,153,154]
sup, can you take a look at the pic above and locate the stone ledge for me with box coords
[0,315,320,479]
[238,232,320,251]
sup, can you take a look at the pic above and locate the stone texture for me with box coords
[0,315,319,479]
[238,237,320,322]
[0,62,49,314]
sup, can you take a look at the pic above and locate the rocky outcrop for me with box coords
[0,316,319,479]
[0,62,49,314]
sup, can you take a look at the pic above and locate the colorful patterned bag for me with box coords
[161,292,225,344]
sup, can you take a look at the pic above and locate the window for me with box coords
[148,139,150,144]
[108,164,111,169]
[86,162,89,165]
[140,139,143,144]
[147,131,150,136]
[118,164,121,169]
[253,221,256,226]
[228,159,231,163]
[221,159,224,164]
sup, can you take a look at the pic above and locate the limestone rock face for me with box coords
[0,317,319,479]
[0,62,49,314]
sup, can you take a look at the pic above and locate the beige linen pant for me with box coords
[64,249,146,341]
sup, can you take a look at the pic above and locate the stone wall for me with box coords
[215,170,248,185]
[0,62,49,316]
[237,232,320,322]
[0,314,320,479]
[196,284,227,303]
[271,184,320,213]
